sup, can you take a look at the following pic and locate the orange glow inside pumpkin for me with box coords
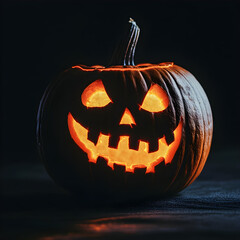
[119,108,136,127]
[140,84,169,112]
[81,80,112,108]
[68,112,182,173]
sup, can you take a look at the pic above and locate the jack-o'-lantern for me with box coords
[37,19,213,202]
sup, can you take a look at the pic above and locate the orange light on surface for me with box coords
[81,80,112,108]
[119,108,136,127]
[68,112,182,173]
[140,84,169,112]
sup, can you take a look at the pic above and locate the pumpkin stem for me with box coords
[109,18,140,66]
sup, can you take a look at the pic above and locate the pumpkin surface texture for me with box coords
[37,19,213,202]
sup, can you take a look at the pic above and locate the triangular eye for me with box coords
[81,80,112,108]
[140,84,169,112]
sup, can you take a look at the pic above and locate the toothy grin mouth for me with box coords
[68,112,182,173]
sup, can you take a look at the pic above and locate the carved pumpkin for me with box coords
[37,19,213,201]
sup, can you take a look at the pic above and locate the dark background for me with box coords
[1,0,240,239]
[1,0,240,161]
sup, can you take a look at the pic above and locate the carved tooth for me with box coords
[129,137,139,150]
[154,157,165,172]
[134,167,146,175]
[165,131,175,145]
[96,157,109,167]
[138,141,149,153]
[88,130,100,145]
[108,135,120,149]
[113,163,126,174]
[148,139,159,153]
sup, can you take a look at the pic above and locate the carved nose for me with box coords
[119,108,136,127]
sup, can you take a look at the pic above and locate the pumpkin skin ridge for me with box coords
[137,68,178,150]
[171,67,206,189]
[124,69,157,151]
[163,66,212,193]
[147,67,179,129]
[37,68,74,147]
[190,75,213,184]
[173,66,213,187]
[154,67,186,193]
[165,66,204,193]
[37,69,75,188]
[186,67,213,182]
[172,66,212,189]
[125,67,185,194]
[135,69,159,150]
[163,67,202,192]
[122,69,154,144]
[123,69,176,147]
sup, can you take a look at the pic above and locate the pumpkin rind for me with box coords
[37,19,213,201]
[37,64,213,200]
